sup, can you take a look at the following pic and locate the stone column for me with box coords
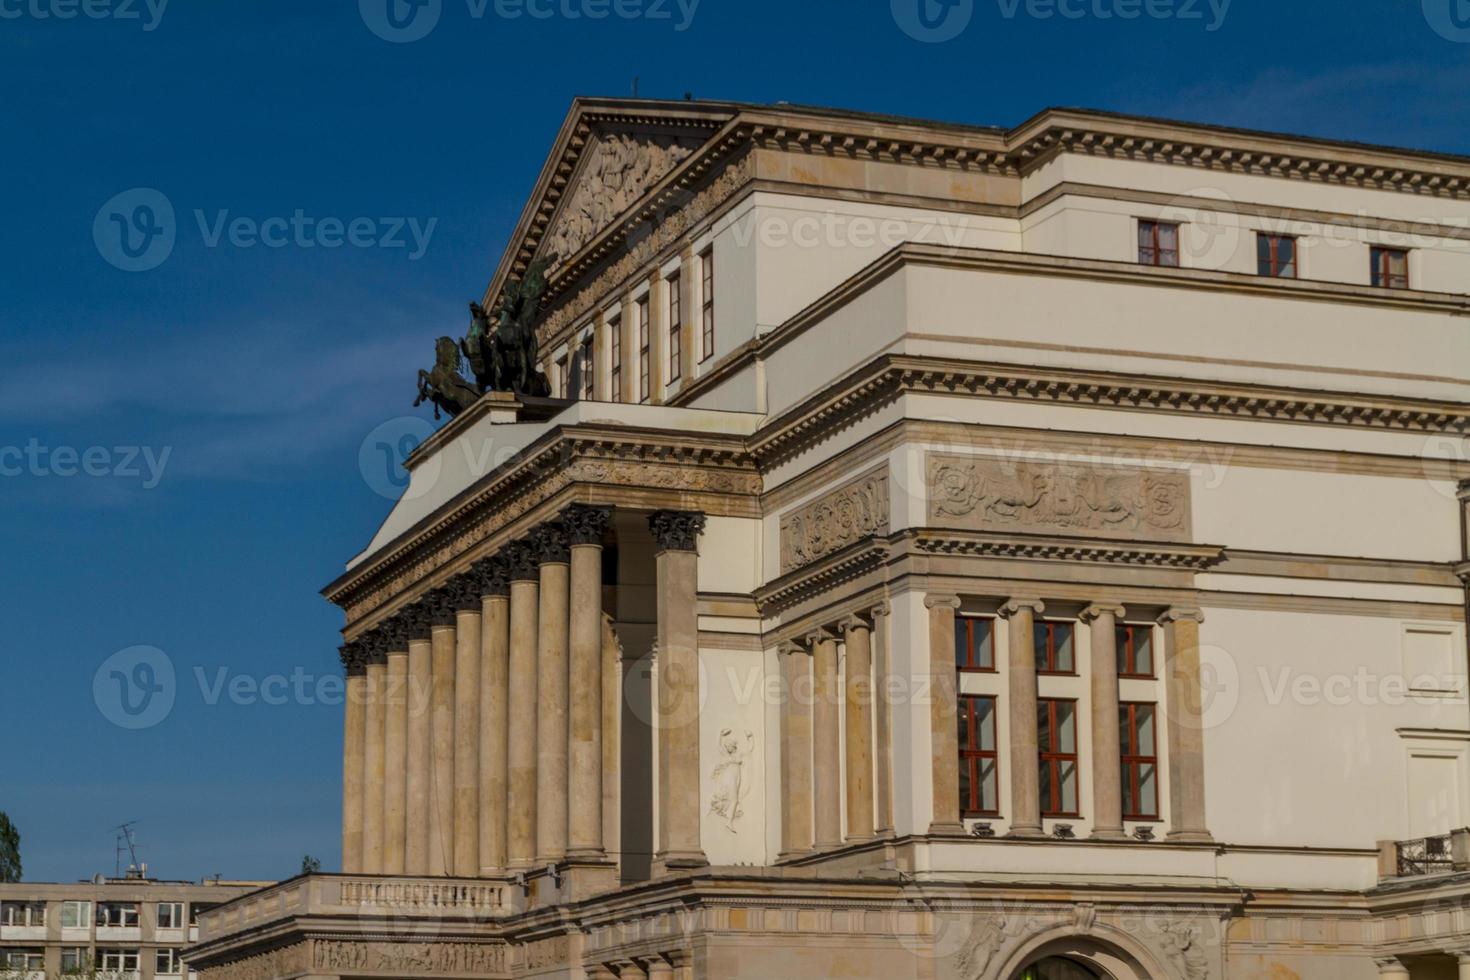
[428,591,457,875]
[1082,603,1127,840]
[1455,951,1470,980]
[404,605,433,874]
[1001,597,1045,838]
[810,627,842,848]
[567,506,612,860]
[477,559,510,875]
[678,243,697,381]
[649,510,708,871]
[382,621,409,874]
[839,615,875,842]
[339,642,367,874]
[619,292,637,404]
[532,522,572,865]
[506,542,540,869]
[601,614,622,867]
[870,603,895,837]
[452,580,482,876]
[778,641,814,858]
[925,594,965,835]
[1375,958,1410,980]
[1159,607,1213,842]
[362,639,387,873]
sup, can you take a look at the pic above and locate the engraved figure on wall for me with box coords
[707,728,755,832]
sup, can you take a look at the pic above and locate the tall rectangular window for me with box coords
[1120,702,1159,819]
[666,271,682,382]
[1137,220,1180,267]
[637,296,650,403]
[958,694,999,816]
[157,902,183,929]
[156,948,183,975]
[61,948,91,972]
[1116,623,1155,678]
[1038,698,1079,817]
[608,314,622,403]
[555,353,569,398]
[954,615,995,672]
[1371,246,1409,289]
[1257,233,1297,278]
[700,247,714,362]
[1034,620,1076,675]
[579,334,594,401]
[60,901,92,928]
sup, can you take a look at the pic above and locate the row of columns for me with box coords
[927,595,1211,841]
[777,606,895,855]
[341,506,709,878]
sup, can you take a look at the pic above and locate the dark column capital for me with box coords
[425,587,458,628]
[471,556,510,598]
[378,615,410,654]
[530,521,571,564]
[505,541,540,582]
[564,505,612,546]
[648,510,706,553]
[402,601,433,641]
[339,641,368,674]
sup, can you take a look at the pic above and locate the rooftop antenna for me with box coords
[114,822,142,879]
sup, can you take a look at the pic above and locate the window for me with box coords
[100,948,140,973]
[1371,246,1409,289]
[555,353,569,398]
[578,335,594,401]
[1034,620,1076,675]
[1137,220,1179,267]
[1120,702,1159,819]
[958,694,999,816]
[1257,233,1297,278]
[1116,623,1155,678]
[666,271,682,383]
[187,903,217,926]
[157,948,184,975]
[699,247,714,361]
[3,949,43,970]
[1,901,45,926]
[1038,698,1079,817]
[98,902,139,927]
[60,900,92,928]
[637,296,650,403]
[157,902,184,929]
[62,948,91,972]
[955,615,995,672]
[608,314,622,403]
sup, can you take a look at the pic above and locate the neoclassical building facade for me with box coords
[188,99,1470,979]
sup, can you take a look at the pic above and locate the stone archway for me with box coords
[995,926,1167,980]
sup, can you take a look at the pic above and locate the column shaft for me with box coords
[405,634,432,874]
[479,592,510,873]
[383,648,409,873]
[841,619,875,842]
[778,645,813,857]
[1003,597,1044,837]
[536,547,571,864]
[1084,604,1126,840]
[429,621,457,875]
[341,660,366,874]
[926,595,964,835]
[871,605,895,837]
[506,571,540,868]
[362,658,386,872]
[601,614,622,868]
[453,605,482,876]
[568,529,607,858]
[811,630,842,848]
[1161,608,1212,842]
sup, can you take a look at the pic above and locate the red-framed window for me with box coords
[700,247,715,361]
[637,297,651,403]
[1257,233,1297,278]
[1116,623,1155,679]
[1137,220,1180,267]
[955,615,996,672]
[608,314,622,402]
[666,272,682,382]
[1038,698,1079,817]
[579,335,594,401]
[958,694,999,817]
[1033,620,1076,675]
[1120,701,1159,820]
[1370,246,1409,289]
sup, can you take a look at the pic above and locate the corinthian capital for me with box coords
[530,521,571,564]
[648,510,706,553]
[564,505,612,546]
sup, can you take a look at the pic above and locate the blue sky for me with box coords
[1,0,1466,884]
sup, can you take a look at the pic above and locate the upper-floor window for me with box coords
[1034,620,1076,675]
[608,314,622,403]
[100,948,140,973]
[60,900,92,928]
[156,948,184,975]
[1137,220,1180,267]
[3,949,43,971]
[1371,246,1409,289]
[157,902,184,929]
[699,247,715,362]
[958,694,999,817]
[1120,701,1159,819]
[1257,233,1297,278]
[1038,698,1079,817]
[955,615,995,672]
[555,353,569,398]
[1116,623,1155,678]
[578,335,594,401]
[98,901,140,928]
[666,271,682,383]
[637,296,651,403]
[1,902,45,927]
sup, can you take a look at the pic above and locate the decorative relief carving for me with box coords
[707,728,755,833]
[779,468,890,573]
[200,943,308,980]
[649,510,707,552]
[926,453,1190,542]
[313,939,507,977]
[542,133,699,263]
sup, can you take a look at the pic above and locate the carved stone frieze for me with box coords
[313,939,508,978]
[779,467,890,573]
[927,453,1191,542]
[198,943,308,980]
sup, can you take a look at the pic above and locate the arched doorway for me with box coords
[999,930,1162,980]
[1016,956,1109,979]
